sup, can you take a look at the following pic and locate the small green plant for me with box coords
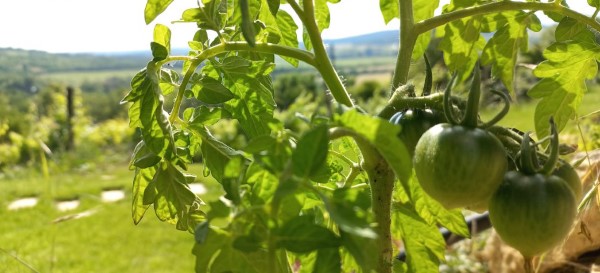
[126,1,600,272]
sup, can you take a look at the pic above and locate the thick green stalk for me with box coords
[392,0,418,89]
[357,140,395,273]
[299,0,354,107]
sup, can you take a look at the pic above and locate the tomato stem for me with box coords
[519,133,539,175]
[541,117,559,176]
[480,90,511,129]
[422,54,433,96]
[461,65,481,128]
[443,74,459,125]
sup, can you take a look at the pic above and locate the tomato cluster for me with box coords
[389,63,581,264]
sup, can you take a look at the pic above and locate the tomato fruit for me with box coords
[489,171,576,257]
[489,123,577,259]
[414,124,507,209]
[553,161,582,202]
[413,65,509,209]
[389,109,444,157]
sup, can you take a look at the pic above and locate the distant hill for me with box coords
[0,48,148,75]
[325,30,399,45]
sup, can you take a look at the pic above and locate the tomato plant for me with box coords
[126,0,600,272]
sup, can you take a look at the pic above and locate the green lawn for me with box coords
[0,163,221,273]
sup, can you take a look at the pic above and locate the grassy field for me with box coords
[0,162,222,273]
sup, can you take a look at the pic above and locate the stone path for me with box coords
[7,183,209,211]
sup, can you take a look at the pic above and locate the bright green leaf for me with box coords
[438,16,486,82]
[152,161,205,230]
[529,39,600,138]
[132,167,157,224]
[406,171,469,238]
[589,0,600,8]
[340,230,377,272]
[190,76,235,104]
[394,203,446,272]
[277,215,341,253]
[411,0,440,59]
[337,110,412,185]
[151,24,171,61]
[292,125,329,178]
[379,0,399,24]
[144,0,174,24]
[481,12,533,94]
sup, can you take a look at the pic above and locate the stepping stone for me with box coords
[56,199,80,212]
[101,189,125,203]
[7,197,38,210]
[189,183,207,195]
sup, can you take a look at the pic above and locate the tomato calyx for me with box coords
[442,64,510,129]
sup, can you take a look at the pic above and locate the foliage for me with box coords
[127,0,600,273]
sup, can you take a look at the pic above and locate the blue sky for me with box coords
[0,0,592,53]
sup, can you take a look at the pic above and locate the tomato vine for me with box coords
[127,1,600,272]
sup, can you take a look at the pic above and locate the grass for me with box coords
[0,161,222,273]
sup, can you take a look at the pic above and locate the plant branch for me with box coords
[168,42,317,122]
[392,0,418,89]
[414,2,600,35]
[297,0,354,107]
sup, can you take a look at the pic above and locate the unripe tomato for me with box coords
[489,171,576,258]
[553,162,582,202]
[389,109,444,157]
[413,124,508,209]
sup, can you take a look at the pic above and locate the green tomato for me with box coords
[489,171,576,258]
[553,162,583,202]
[413,123,508,209]
[389,109,445,157]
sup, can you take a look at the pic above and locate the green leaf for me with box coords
[337,110,412,185]
[589,0,600,8]
[193,226,230,272]
[276,215,341,253]
[240,0,256,46]
[555,17,596,43]
[144,0,174,24]
[224,78,275,138]
[181,7,221,31]
[275,10,300,66]
[340,230,377,272]
[529,37,600,138]
[132,167,157,224]
[196,126,245,181]
[152,161,205,231]
[246,163,278,205]
[314,0,331,32]
[190,76,235,104]
[194,221,210,244]
[379,0,399,24]
[267,0,280,15]
[325,189,377,239]
[292,125,329,178]
[151,24,171,61]
[313,248,341,273]
[438,16,486,82]
[131,141,161,169]
[406,171,469,238]
[186,106,230,127]
[411,0,440,59]
[394,203,446,273]
[481,12,537,94]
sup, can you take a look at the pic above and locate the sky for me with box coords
[0,1,594,53]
